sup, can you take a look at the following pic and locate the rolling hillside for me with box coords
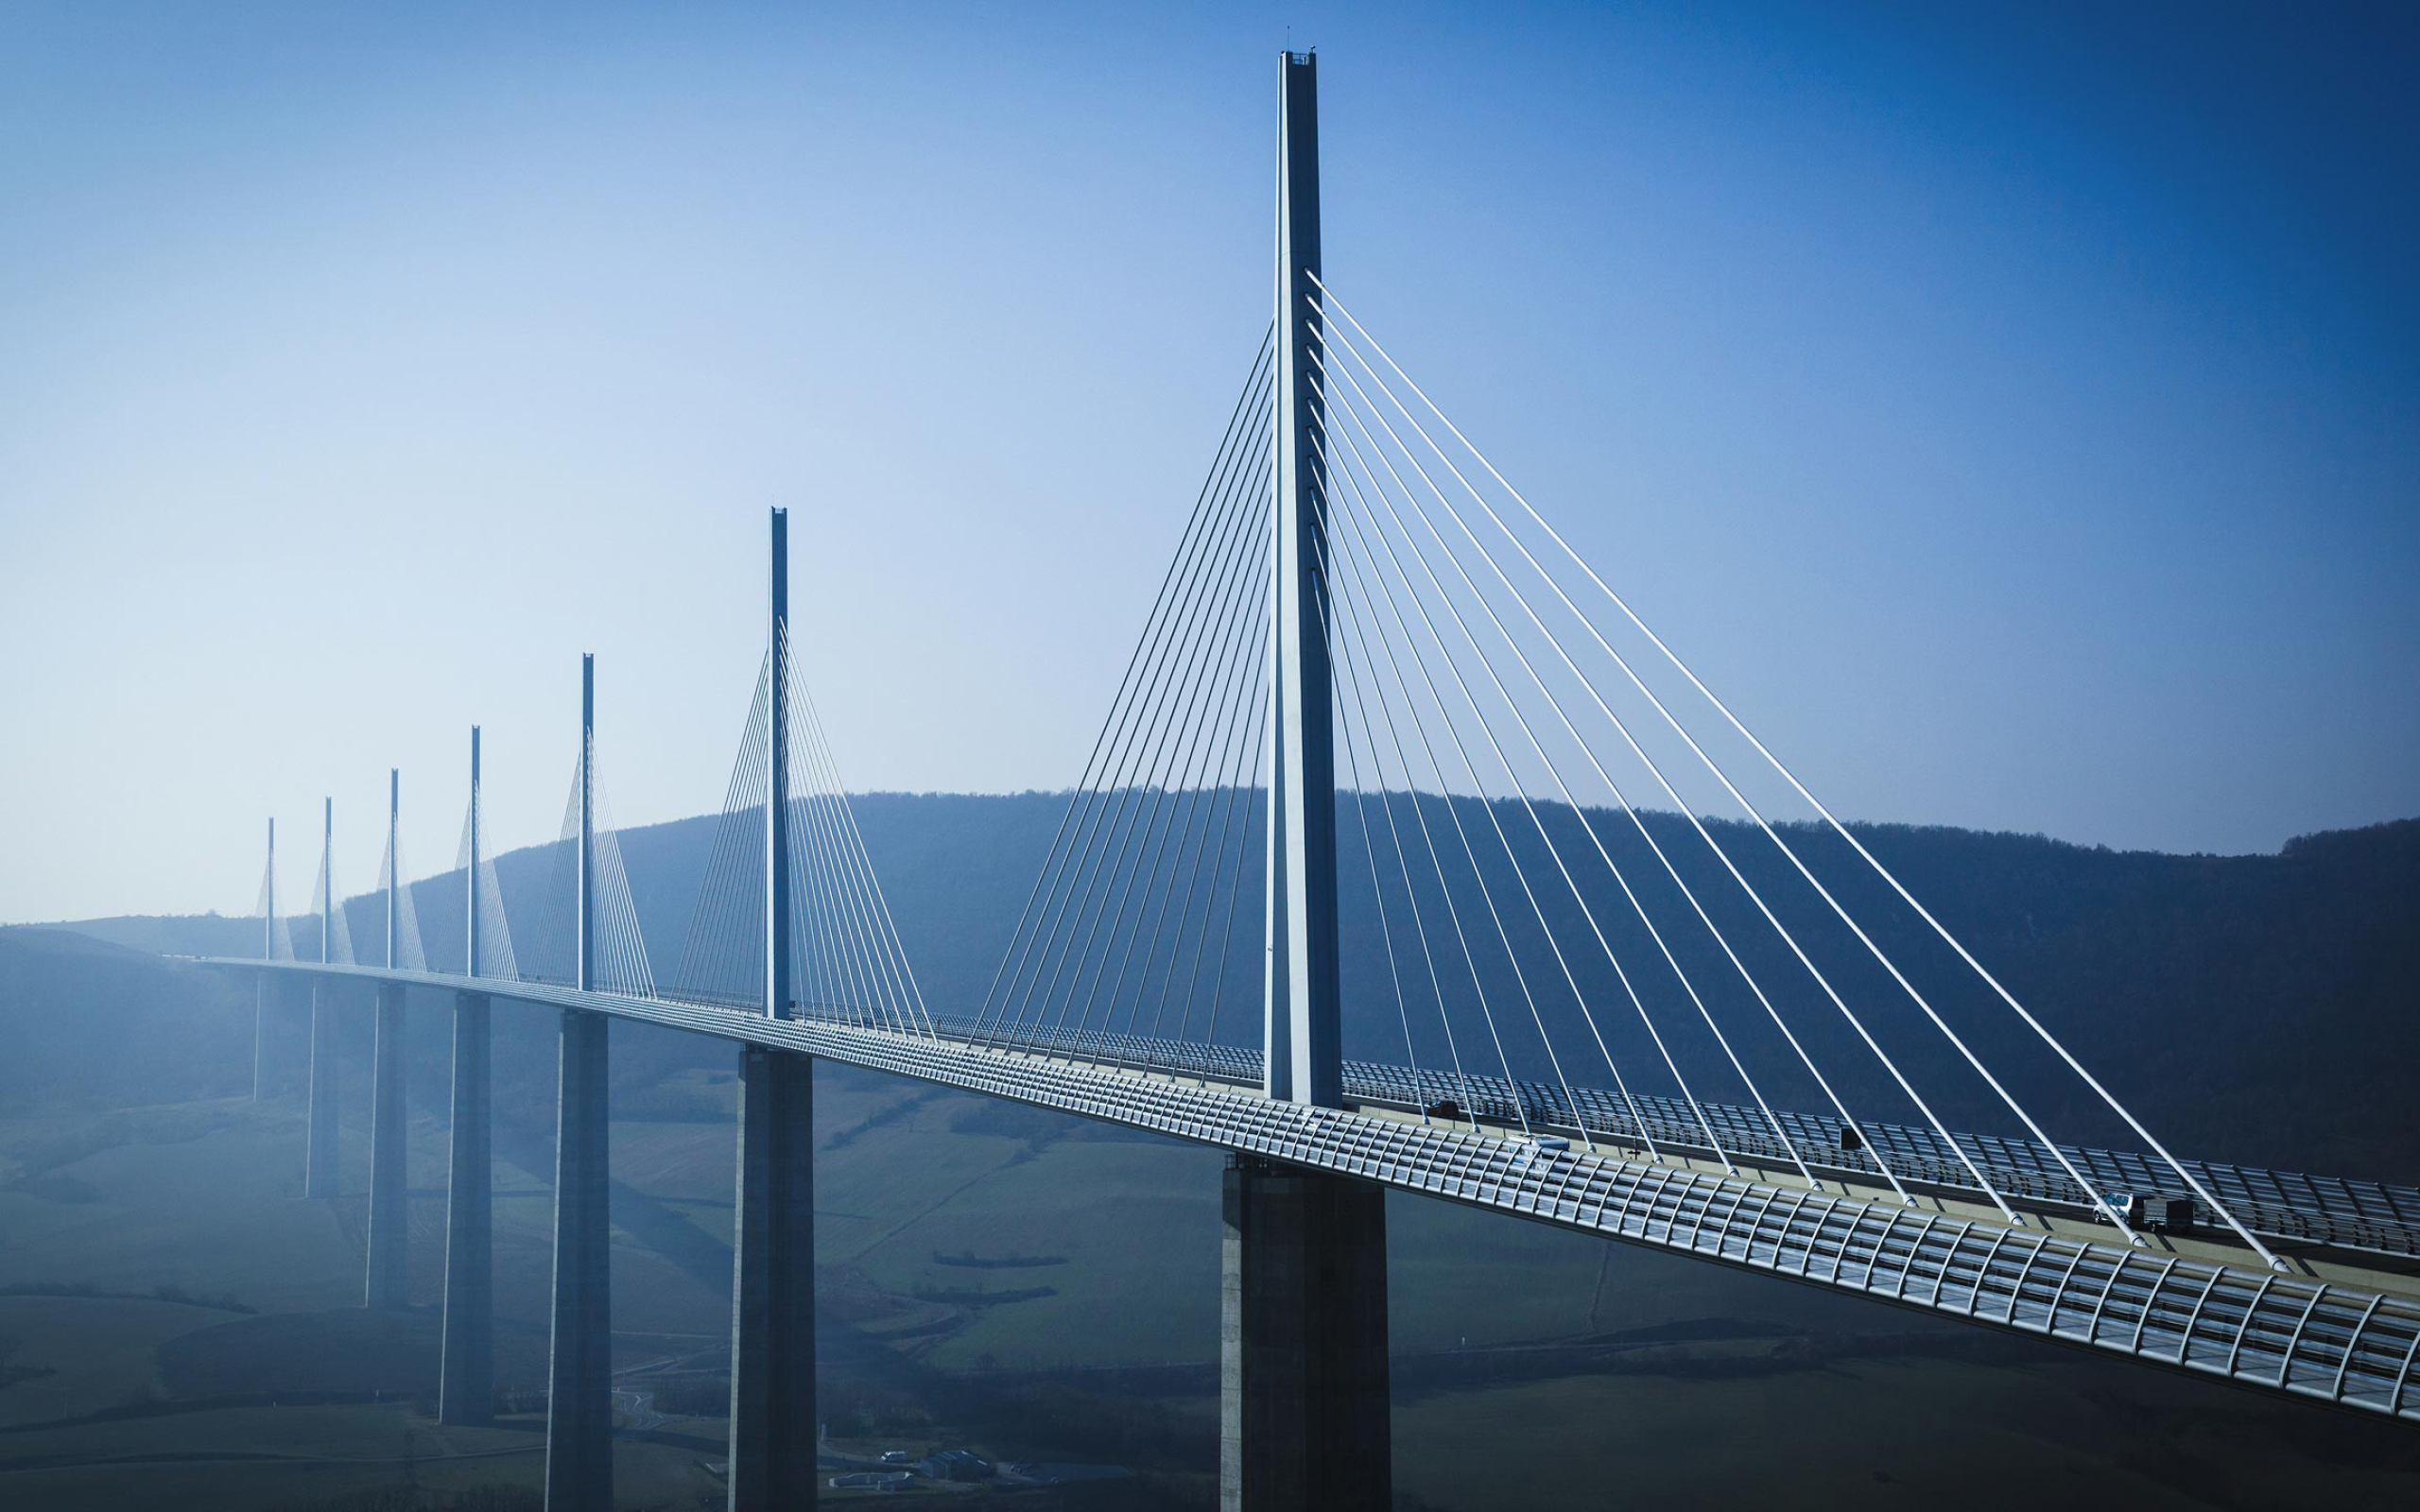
[39,799,2420,1181]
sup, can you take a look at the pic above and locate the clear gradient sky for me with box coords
[3,2,2414,923]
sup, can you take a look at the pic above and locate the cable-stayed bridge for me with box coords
[196,53,2419,1512]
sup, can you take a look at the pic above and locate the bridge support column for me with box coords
[726,1045,815,1510]
[303,980,339,1197]
[253,975,272,1101]
[365,982,408,1309]
[1220,1153,1390,1512]
[545,1008,613,1511]
[440,989,493,1424]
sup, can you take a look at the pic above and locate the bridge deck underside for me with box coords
[227,960,2420,1426]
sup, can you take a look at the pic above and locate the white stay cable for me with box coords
[992,440,1270,1048]
[672,650,767,1006]
[1318,284,2249,1245]
[258,853,296,962]
[1320,497,1537,1141]
[1313,460,1623,1158]
[785,623,936,1037]
[455,802,477,976]
[1325,576,1426,1092]
[1318,360,1864,1190]
[780,672,850,1022]
[322,850,356,966]
[1099,577,1270,1045]
[1320,424,1710,1166]
[1026,455,1272,1048]
[583,736,653,999]
[478,843,518,983]
[1172,641,1274,1070]
[452,780,516,981]
[391,838,428,973]
[1315,328,2021,1218]
[1321,398,1783,1181]
[1314,281,2257,1253]
[587,768,656,999]
[786,739,877,1027]
[457,774,520,987]
[792,652,940,1040]
[1336,602,1423,1098]
[1144,612,1270,1049]
[531,758,584,985]
[1068,515,1270,1046]
[979,340,1273,1040]
[1329,553,1480,1127]
[781,634,887,1028]
[787,713,891,1028]
[1128,605,1271,1048]
[377,833,396,964]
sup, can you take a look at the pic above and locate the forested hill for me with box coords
[37,799,2420,1184]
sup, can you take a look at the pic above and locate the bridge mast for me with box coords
[441,726,494,1423]
[578,658,595,994]
[547,653,614,1509]
[366,769,407,1309]
[465,729,482,975]
[727,506,817,1509]
[1266,47,1341,1108]
[384,769,399,970]
[254,817,273,1100]
[768,507,790,1022]
[304,797,338,1198]
[320,797,334,966]
[1224,51,1392,1512]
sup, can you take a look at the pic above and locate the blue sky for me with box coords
[2,1,2413,921]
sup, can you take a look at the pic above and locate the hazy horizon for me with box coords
[11,790,2413,933]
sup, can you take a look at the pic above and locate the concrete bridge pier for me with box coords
[252,975,272,1101]
[364,982,408,1309]
[253,973,302,1101]
[726,1045,816,1510]
[1226,49,1385,1512]
[1220,1153,1392,1512]
[303,979,339,1197]
[440,989,493,1424]
[545,1008,613,1511]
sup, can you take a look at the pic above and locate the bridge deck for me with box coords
[218,958,2420,1426]
[887,1014,2420,1262]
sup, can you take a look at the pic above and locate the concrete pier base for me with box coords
[364,983,407,1309]
[303,980,339,1198]
[440,990,493,1425]
[545,1008,613,1511]
[725,1046,816,1511]
[1219,1153,1391,1512]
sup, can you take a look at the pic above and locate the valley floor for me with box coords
[5,1074,2420,1510]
